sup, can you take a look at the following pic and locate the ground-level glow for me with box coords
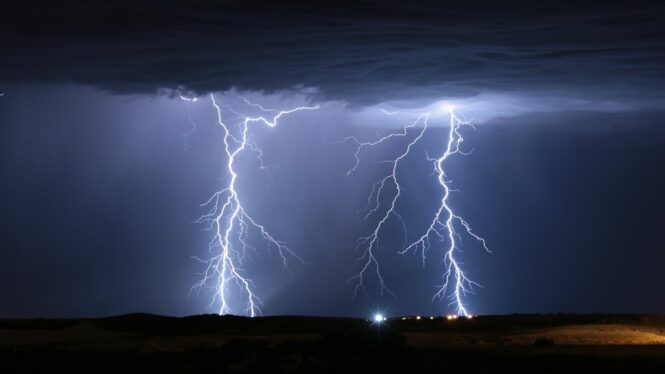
[373,313,386,322]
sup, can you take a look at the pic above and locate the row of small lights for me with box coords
[373,313,474,323]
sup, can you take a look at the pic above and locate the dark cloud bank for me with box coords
[2,0,664,105]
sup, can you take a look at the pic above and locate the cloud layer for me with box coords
[2,0,664,106]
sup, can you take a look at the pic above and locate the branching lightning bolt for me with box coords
[342,113,430,297]
[346,108,490,316]
[400,109,491,317]
[188,93,318,317]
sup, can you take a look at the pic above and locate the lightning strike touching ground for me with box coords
[188,93,318,317]
[400,108,491,317]
[346,107,489,316]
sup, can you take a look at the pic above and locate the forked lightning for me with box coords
[187,93,318,317]
[346,106,490,316]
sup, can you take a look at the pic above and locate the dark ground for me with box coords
[2,314,665,373]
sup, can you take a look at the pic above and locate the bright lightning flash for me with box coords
[190,93,318,317]
[373,313,387,323]
[346,106,490,316]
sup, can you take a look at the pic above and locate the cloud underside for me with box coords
[1,0,664,105]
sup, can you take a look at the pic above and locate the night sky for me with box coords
[1,1,664,318]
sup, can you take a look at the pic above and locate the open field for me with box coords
[2,314,665,372]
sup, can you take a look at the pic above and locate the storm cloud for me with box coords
[2,0,664,106]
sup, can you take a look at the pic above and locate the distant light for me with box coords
[446,314,459,320]
[430,316,434,320]
[401,317,406,320]
[416,315,421,320]
[467,315,474,320]
[373,313,386,323]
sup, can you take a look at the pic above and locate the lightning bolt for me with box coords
[400,108,491,317]
[188,93,318,317]
[342,113,430,297]
[346,107,489,316]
